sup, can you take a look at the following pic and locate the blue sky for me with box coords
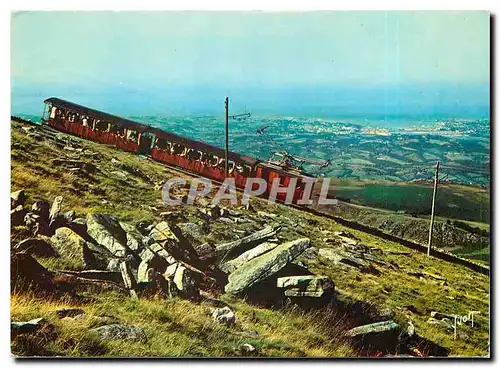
[11,11,490,117]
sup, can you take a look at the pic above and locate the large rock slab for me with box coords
[225,238,311,295]
[51,227,99,269]
[220,242,279,274]
[86,213,129,257]
[276,275,334,297]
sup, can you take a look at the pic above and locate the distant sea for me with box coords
[11,87,490,184]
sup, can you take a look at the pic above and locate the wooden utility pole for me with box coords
[224,97,229,178]
[427,161,440,256]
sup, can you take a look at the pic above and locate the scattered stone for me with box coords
[11,205,27,226]
[378,307,396,321]
[149,222,200,267]
[198,205,224,220]
[90,324,147,342]
[11,189,26,209]
[90,314,120,327]
[58,269,123,284]
[318,248,380,275]
[240,343,256,355]
[211,306,235,325]
[51,159,97,173]
[14,237,59,258]
[11,317,54,338]
[257,211,278,219]
[276,275,334,297]
[86,213,129,257]
[225,238,311,295]
[346,320,400,338]
[56,308,85,319]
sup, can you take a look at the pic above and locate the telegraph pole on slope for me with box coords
[427,161,440,256]
[224,97,229,178]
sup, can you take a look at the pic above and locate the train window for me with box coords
[109,124,119,134]
[228,160,236,174]
[116,127,126,137]
[50,107,57,119]
[187,149,201,161]
[156,138,169,150]
[172,143,185,155]
[210,155,220,167]
[95,120,109,132]
[218,158,226,170]
[127,130,139,142]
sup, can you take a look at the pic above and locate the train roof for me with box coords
[44,97,257,166]
[44,97,151,133]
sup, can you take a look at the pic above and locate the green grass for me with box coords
[11,291,355,357]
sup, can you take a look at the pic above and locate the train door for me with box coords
[138,132,154,155]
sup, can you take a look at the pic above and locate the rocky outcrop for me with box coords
[225,238,311,294]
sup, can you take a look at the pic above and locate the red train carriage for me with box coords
[42,97,319,204]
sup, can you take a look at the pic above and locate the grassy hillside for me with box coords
[326,178,490,223]
[11,120,490,357]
